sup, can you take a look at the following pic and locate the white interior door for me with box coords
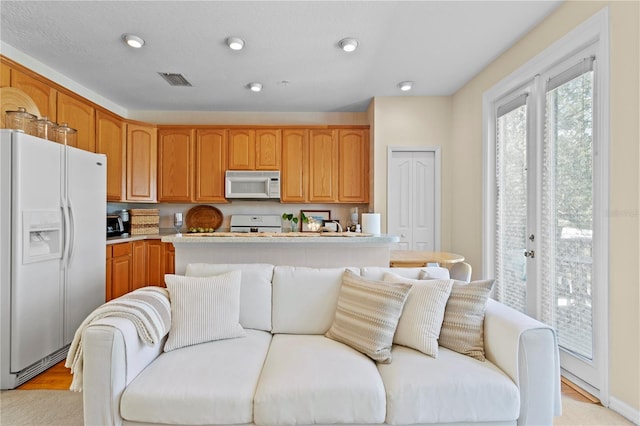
[387,148,440,251]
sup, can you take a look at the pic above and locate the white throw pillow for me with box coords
[325,270,411,363]
[164,271,245,352]
[420,271,495,361]
[383,272,453,358]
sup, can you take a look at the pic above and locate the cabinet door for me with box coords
[127,123,157,202]
[308,129,338,202]
[194,129,227,202]
[10,68,57,119]
[281,129,308,202]
[146,240,164,286]
[0,62,10,87]
[338,129,369,202]
[57,92,95,152]
[96,110,126,201]
[255,129,281,170]
[228,129,255,170]
[131,241,147,290]
[105,246,113,301]
[158,128,193,202]
[163,243,175,275]
[111,242,132,299]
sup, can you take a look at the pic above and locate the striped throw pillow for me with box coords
[164,271,246,352]
[383,272,453,358]
[420,272,495,361]
[325,270,411,363]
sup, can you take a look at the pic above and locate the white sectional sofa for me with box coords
[81,264,561,426]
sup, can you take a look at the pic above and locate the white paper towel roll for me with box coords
[361,213,381,235]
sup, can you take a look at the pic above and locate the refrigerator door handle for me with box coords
[62,204,71,264]
[67,203,75,261]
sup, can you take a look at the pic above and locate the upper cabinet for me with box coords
[338,129,369,203]
[308,129,338,202]
[255,129,281,170]
[57,92,95,152]
[228,129,255,170]
[194,129,227,202]
[157,128,193,202]
[126,123,157,202]
[280,129,308,202]
[228,128,281,170]
[10,68,57,119]
[96,110,126,201]
[1,62,11,87]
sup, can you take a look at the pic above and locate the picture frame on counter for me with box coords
[301,210,330,232]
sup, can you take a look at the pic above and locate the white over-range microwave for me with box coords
[225,170,281,199]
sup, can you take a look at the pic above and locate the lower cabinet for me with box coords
[106,240,175,301]
[107,242,133,301]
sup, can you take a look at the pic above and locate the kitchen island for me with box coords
[161,232,400,273]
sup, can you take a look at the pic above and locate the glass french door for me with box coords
[494,50,603,393]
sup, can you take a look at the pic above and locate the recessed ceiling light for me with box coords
[398,81,413,91]
[122,34,145,49]
[339,38,359,53]
[248,82,262,92]
[226,36,245,50]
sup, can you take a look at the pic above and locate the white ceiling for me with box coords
[1,1,562,113]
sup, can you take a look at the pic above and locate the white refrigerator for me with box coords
[0,129,106,389]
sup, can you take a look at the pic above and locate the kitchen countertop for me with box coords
[161,232,399,244]
[106,231,174,245]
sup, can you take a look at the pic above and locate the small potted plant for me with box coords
[281,213,299,232]
[281,212,308,232]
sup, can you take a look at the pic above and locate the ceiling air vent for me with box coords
[158,72,192,87]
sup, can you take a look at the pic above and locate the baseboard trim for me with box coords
[608,396,640,425]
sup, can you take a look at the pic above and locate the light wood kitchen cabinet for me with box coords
[255,129,281,170]
[157,128,193,202]
[145,240,165,286]
[126,123,157,202]
[0,62,10,87]
[57,91,95,152]
[10,67,57,119]
[338,129,369,202]
[308,129,338,202]
[109,242,132,301]
[131,240,147,291]
[280,129,308,202]
[163,243,175,275]
[105,245,112,301]
[194,128,227,202]
[228,129,255,170]
[96,110,126,201]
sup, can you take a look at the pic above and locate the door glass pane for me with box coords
[541,70,594,360]
[495,104,528,313]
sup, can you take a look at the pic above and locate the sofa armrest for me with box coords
[82,317,166,426]
[484,299,562,426]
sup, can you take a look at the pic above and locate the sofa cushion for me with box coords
[377,345,520,424]
[185,263,273,331]
[383,272,453,357]
[361,266,450,281]
[121,329,272,425]
[254,334,386,426]
[271,266,357,334]
[325,270,411,363]
[164,272,245,352]
[421,273,495,361]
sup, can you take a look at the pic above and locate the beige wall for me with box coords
[370,96,453,249]
[449,1,639,412]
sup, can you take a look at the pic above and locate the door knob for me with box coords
[524,250,535,258]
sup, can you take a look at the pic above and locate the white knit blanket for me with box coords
[65,286,171,392]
